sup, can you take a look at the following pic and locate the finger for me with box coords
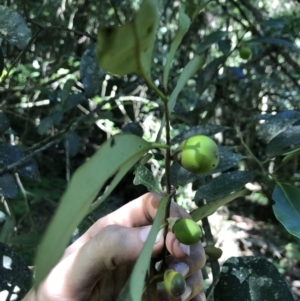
[44,224,165,299]
[185,270,203,300]
[65,192,190,257]
[165,239,206,273]
[190,292,206,301]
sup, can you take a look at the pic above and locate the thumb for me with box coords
[45,225,164,295]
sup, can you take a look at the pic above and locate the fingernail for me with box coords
[172,262,189,277]
[179,243,190,256]
[155,229,164,244]
[140,227,163,243]
[181,286,192,301]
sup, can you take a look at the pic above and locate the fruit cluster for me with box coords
[162,218,202,297]
[163,135,219,297]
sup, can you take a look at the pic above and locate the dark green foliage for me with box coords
[214,257,294,301]
[0,0,300,299]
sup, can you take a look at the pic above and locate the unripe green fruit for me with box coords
[174,135,219,174]
[239,46,252,60]
[204,246,223,259]
[172,218,202,245]
[163,269,186,297]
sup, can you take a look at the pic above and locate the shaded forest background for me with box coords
[0,0,300,300]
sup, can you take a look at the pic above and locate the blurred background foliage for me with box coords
[0,0,300,299]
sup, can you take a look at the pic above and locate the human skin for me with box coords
[22,192,207,301]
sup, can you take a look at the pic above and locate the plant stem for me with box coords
[236,126,266,173]
[163,98,172,195]
[161,96,174,271]
[202,217,220,299]
[151,143,170,150]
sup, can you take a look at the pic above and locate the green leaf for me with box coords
[266,126,300,157]
[257,110,300,143]
[157,55,205,141]
[259,17,289,29]
[34,134,152,289]
[0,5,32,49]
[0,173,18,199]
[61,79,75,103]
[196,31,229,53]
[133,165,161,193]
[194,171,255,204]
[0,112,10,134]
[190,189,249,222]
[184,0,207,20]
[196,55,226,96]
[249,37,300,53]
[117,195,170,301]
[163,6,191,90]
[97,0,158,78]
[214,256,294,301]
[0,47,4,77]
[171,124,227,144]
[37,116,53,135]
[282,147,300,163]
[272,183,300,239]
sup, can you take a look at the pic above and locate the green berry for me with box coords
[163,269,186,297]
[174,135,219,174]
[204,246,223,259]
[172,218,202,245]
[239,46,252,60]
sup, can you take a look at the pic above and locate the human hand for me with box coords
[23,192,206,301]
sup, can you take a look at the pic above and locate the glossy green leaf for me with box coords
[0,5,32,49]
[117,195,170,301]
[194,171,255,204]
[266,126,300,157]
[215,256,294,301]
[97,0,158,79]
[214,146,244,173]
[0,173,18,199]
[282,147,300,164]
[190,189,249,222]
[0,47,4,77]
[80,45,106,98]
[196,56,226,96]
[272,183,300,239]
[133,165,161,193]
[196,31,229,53]
[257,110,300,142]
[163,6,190,90]
[34,134,152,289]
[249,37,300,53]
[171,124,227,144]
[157,55,205,141]
[0,242,32,298]
[259,17,289,29]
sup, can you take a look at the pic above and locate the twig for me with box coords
[23,0,96,41]
[3,29,42,80]
[15,173,37,233]
[0,113,87,175]
[65,136,71,182]
[202,217,220,299]
[235,126,266,173]
[109,0,123,25]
